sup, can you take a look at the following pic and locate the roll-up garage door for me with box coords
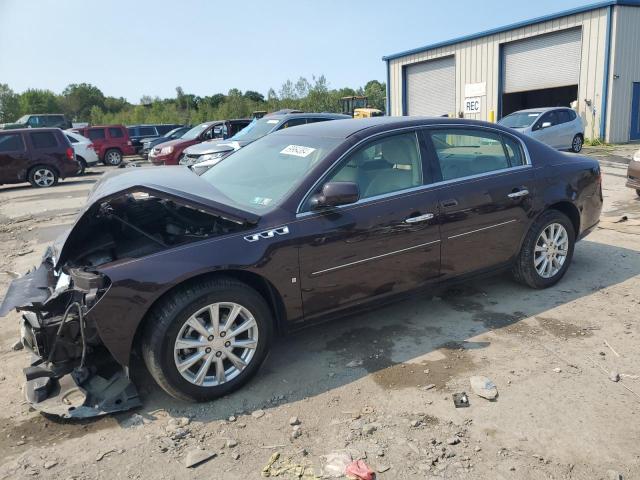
[503,28,582,93]
[405,56,455,116]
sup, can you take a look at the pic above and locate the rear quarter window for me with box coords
[0,133,25,152]
[30,131,58,149]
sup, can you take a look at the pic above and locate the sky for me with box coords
[0,0,598,103]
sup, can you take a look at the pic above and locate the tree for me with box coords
[364,80,386,112]
[19,89,60,114]
[0,83,20,123]
[244,90,265,103]
[60,83,105,121]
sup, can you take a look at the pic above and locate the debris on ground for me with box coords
[470,376,498,400]
[95,449,117,462]
[609,371,621,383]
[289,416,301,426]
[261,452,319,478]
[345,459,375,480]
[346,360,364,368]
[453,392,470,408]
[322,451,352,478]
[10,339,23,351]
[252,409,266,419]
[184,448,216,468]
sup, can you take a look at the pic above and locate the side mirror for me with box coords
[309,182,359,209]
[541,121,552,129]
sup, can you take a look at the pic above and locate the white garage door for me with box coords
[503,28,582,93]
[405,56,455,116]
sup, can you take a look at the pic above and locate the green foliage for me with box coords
[2,76,386,126]
[584,137,609,147]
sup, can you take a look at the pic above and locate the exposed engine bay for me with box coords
[1,191,249,418]
[65,192,245,267]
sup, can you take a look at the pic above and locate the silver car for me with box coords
[498,107,585,153]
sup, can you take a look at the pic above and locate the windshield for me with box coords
[181,123,211,140]
[201,134,341,213]
[163,127,182,138]
[499,112,541,128]
[230,117,281,142]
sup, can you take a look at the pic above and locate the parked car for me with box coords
[0,128,80,188]
[64,130,99,174]
[72,125,135,166]
[140,126,191,159]
[182,112,351,174]
[0,114,72,130]
[128,124,182,154]
[498,107,584,153]
[0,117,603,416]
[626,148,640,196]
[149,119,251,166]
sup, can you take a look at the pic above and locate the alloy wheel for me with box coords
[534,222,569,278]
[572,136,583,152]
[106,151,121,165]
[173,302,259,387]
[33,168,55,187]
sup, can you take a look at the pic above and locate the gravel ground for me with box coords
[0,149,638,480]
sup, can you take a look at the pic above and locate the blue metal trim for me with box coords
[401,65,408,116]
[385,60,391,116]
[497,43,504,119]
[382,0,640,61]
[600,5,614,140]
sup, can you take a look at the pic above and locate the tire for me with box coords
[512,210,575,289]
[28,165,58,188]
[141,277,273,402]
[104,149,123,166]
[77,156,86,175]
[570,134,583,153]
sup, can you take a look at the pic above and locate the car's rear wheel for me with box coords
[142,277,273,402]
[28,165,58,188]
[571,134,583,153]
[104,149,123,166]
[512,210,575,289]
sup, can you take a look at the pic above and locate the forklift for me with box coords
[341,96,383,118]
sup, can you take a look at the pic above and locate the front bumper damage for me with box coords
[1,254,141,418]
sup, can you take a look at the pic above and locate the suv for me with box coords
[149,119,250,166]
[72,125,135,166]
[0,128,80,188]
[0,114,72,130]
[127,124,182,154]
[182,112,351,173]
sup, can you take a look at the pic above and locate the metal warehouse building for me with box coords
[383,0,640,143]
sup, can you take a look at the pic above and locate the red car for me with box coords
[72,125,135,166]
[149,119,250,166]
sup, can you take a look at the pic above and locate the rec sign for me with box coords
[464,97,481,114]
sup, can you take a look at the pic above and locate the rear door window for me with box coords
[87,128,106,141]
[65,134,79,144]
[108,127,124,138]
[556,110,572,124]
[30,131,58,149]
[428,129,511,181]
[0,133,25,152]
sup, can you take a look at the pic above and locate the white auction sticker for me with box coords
[280,145,316,158]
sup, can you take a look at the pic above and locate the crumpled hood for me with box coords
[184,139,249,156]
[52,166,260,267]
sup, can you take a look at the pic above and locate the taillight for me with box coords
[66,147,75,161]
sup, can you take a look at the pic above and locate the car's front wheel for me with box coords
[512,210,575,289]
[571,134,583,153]
[142,277,273,402]
[104,149,123,166]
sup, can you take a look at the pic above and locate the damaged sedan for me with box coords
[0,117,602,417]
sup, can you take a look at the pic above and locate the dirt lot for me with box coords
[0,149,638,480]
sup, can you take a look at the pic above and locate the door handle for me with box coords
[405,213,434,224]
[508,189,529,199]
[441,199,458,208]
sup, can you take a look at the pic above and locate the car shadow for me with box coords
[125,238,639,424]
[0,177,100,193]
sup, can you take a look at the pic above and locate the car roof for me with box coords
[506,107,571,115]
[264,112,351,121]
[268,116,521,139]
[1,127,62,133]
